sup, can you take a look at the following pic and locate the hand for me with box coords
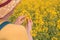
[14,16,33,40]
[14,16,25,25]
[26,19,33,40]
[26,19,33,32]
[14,16,33,31]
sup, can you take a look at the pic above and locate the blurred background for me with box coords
[9,0,60,40]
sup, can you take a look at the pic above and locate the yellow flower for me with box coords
[57,19,60,24]
[43,11,48,17]
[38,28,43,32]
[57,19,60,29]
[35,26,43,32]
[31,30,37,37]
[32,33,37,37]
[39,19,44,25]
[10,0,60,39]
[48,9,57,15]
[45,1,51,7]
[52,37,58,40]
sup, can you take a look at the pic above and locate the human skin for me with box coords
[0,5,33,40]
[14,16,33,40]
[0,3,29,40]
[0,9,29,40]
[0,0,33,40]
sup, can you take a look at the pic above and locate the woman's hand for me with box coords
[14,16,25,25]
[26,19,33,32]
[14,16,33,31]
[14,16,33,40]
[26,19,33,40]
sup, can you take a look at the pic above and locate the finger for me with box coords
[26,19,33,31]
[15,16,26,25]
[17,16,25,21]
[28,19,33,26]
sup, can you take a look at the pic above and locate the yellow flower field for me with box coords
[9,0,60,40]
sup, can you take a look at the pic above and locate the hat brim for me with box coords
[0,0,21,18]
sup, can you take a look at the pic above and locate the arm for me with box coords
[14,16,33,40]
[19,26,29,40]
[26,19,33,40]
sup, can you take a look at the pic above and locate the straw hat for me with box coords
[0,0,21,18]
